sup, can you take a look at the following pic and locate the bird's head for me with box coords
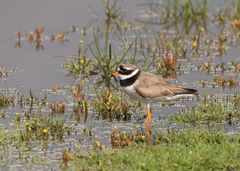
[112,64,139,80]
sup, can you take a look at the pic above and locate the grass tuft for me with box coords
[70,130,240,170]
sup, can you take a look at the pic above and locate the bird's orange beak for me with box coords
[112,71,119,78]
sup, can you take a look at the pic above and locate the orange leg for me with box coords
[145,104,152,137]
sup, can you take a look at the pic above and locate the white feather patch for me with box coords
[119,69,139,80]
[122,85,146,102]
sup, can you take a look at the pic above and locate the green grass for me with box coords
[169,102,240,126]
[70,130,240,170]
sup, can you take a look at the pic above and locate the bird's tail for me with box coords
[182,88,199,96]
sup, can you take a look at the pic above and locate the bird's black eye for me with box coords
[119,65,127,72]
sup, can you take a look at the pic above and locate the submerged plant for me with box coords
[93,90,132,121]
[20,115,71,142]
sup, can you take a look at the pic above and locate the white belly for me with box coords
[122,85,147,102]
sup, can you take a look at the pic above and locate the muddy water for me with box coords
[0,0,142,93]
[0,0,240,170]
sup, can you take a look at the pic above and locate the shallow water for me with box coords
[0,0,240,170]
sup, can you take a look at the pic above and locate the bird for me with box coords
[112,64,198,136]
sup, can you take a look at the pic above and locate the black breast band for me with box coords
[120,71,141,87]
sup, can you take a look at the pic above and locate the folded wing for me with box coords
[134,71,198,99]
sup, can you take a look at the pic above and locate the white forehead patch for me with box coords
[118,65,135,71]
[124,66,133,70]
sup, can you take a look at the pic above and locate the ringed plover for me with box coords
[112,64,198,136]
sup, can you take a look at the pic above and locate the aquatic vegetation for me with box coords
[199,60,240,74]
[180,0,208,33]
[88,0,135,87]
[213,0,240,40]
[214,75,238,88]
[231,18,240,31]
[6,0,240,169]
[138,0,209,33]
[14,26,70,51]
[233,95,240,111]
[93,90,133,121]
[19,115,71,142]
[169,99,240,126]
[227,0,240,20]
[60,149,74,168]
[71,84,88,123]
[18,89,47,112]
[89,34,133,87]
[26,26,45,51]
[71,84,86,105]
[0,93,14,110]
[49,101,65,115]
[63,47,96,77]
[199,74,239,89]
[216,33,227,56]
[48,31,69,44]
[0,65,17,79]
[111,128,146,148]
[0,109,72,166]
[56,31,69,44]
[156,51,178,78]
[235,62,240,71]
[200,59,212,73]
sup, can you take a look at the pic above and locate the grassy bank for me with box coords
[70,130,240,170]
